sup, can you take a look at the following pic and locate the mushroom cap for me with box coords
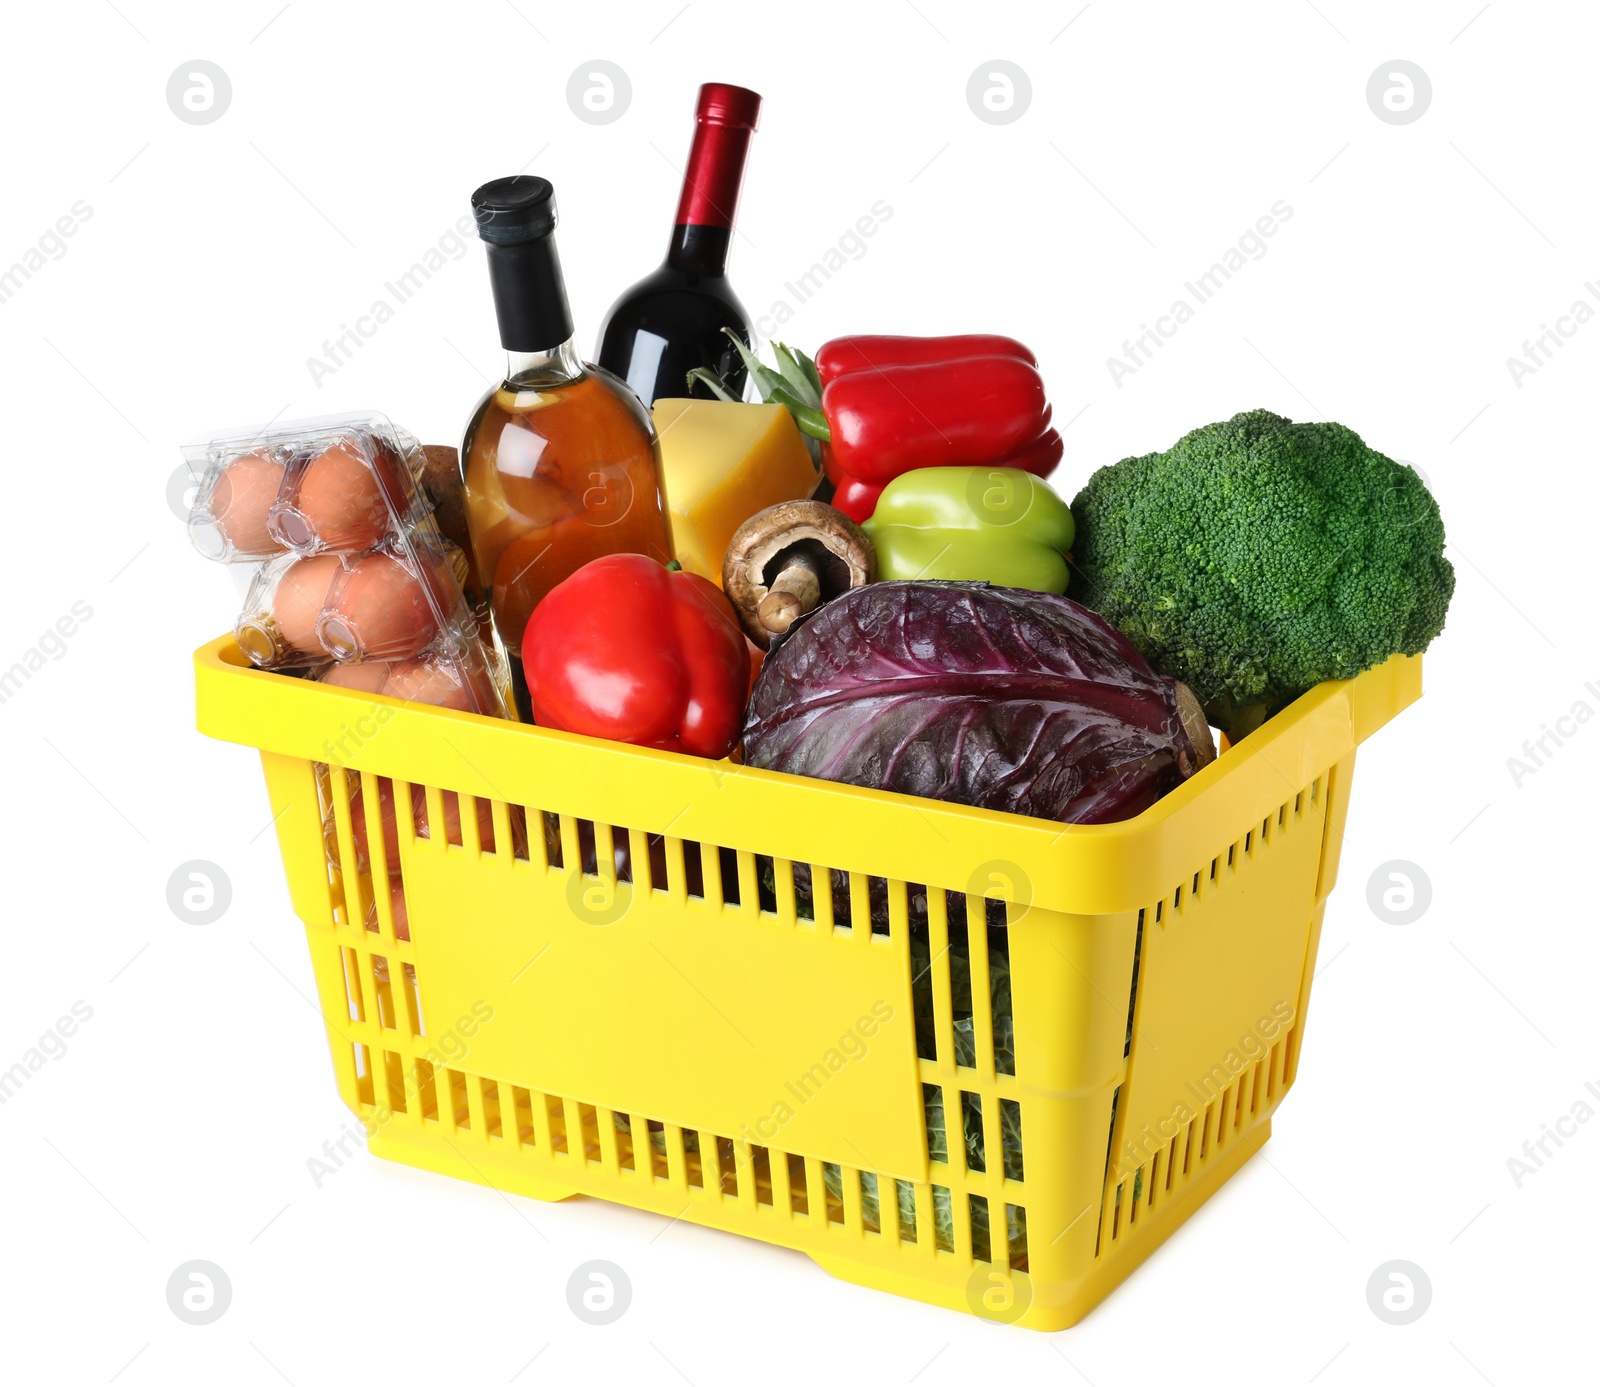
[722,500,876,648]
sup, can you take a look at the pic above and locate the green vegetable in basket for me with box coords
[860,466,1075,592]
[1070,409,1454,737]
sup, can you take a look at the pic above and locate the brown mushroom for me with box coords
[722,500,876,649]
[1172,680,1217,771]
[420,443,473,560]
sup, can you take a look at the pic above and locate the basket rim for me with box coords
[194,634,1420,915]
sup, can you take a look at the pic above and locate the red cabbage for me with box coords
[742,582,1203,825]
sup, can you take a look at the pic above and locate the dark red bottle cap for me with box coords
[675,84,762,231]
[696,82,761,129]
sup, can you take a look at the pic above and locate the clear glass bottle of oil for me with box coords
[463,176,673,711]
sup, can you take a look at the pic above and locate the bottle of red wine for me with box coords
[596,82,761,405]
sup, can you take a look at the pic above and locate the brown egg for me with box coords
[317,552,441,662]
[273,438,395,552]
[412,784,496,852]
[319,654,491,712]
[386,878,410,942]
[345,777,496,865]
[362,880,410,938]
[386,657,480,711]
[318,661,395,695]
[345,775,401,874]
[208,451,285,555]
[273,554,344,654]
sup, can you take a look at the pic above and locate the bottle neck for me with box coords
[485,234,575,355]
[506,335,584,388]
[667,115,753,273]
[665,223,733,276]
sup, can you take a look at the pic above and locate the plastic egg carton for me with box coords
[182,411,511,719]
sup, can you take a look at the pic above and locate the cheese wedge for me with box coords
[653,399,818,584]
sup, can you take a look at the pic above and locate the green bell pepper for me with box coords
[860,466,1075,592]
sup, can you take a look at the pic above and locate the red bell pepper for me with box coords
[996,423,1064,478]
[825,354,1048,482]
[522,554,749,759]
[815,333,1037,385]
[694,330,1064,523]
[779,334,1061,523]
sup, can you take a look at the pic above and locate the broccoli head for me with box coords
[1070,409,1453,735]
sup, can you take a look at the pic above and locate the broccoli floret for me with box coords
[1070,409,1454,736]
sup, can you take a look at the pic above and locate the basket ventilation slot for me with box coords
[1093,782,1318,1260]
[903,884,1027,1269]
[1097,1037,1289,1257]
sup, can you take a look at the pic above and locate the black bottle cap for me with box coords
[471,176,575,352]
[471,176,558,245]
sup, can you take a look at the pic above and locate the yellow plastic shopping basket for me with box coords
[195,635,1421,1329]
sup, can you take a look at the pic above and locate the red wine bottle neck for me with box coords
[666,107,753,274]
[674,115,752,228]
[665,223,733,275]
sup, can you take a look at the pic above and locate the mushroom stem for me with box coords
[723,500,877,649]
[757,562,822,634]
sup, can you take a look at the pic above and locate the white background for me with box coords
[1,1,1595,1382]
